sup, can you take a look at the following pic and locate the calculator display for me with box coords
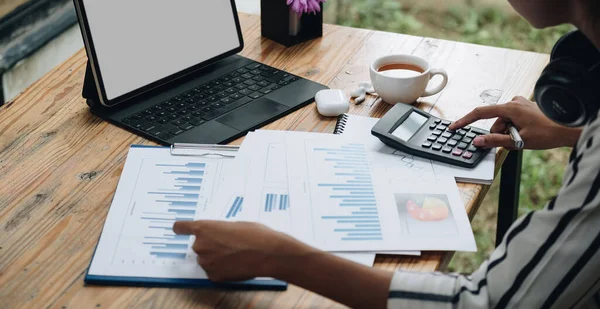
[391,112,428,141]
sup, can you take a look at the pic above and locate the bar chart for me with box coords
[309,142,383,242]
[264,193,289,212]
[111,157,219,265]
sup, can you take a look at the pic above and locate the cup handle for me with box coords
[422,69,448,97]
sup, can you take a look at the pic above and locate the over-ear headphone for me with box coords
[535,30,600,127]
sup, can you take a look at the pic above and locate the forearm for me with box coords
[559,126,583,147]
[271,249,393,309]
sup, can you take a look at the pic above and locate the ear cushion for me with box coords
[551,30,600,67]
[538,58,589,87]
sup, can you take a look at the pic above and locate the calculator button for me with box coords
[462,137,473,144]
[446,129,456,134]
[437,125,447,130]
[452,149,463,156]
[429,124,437,129]
[464,126,472,130]
[434,119,441,124]
[467,145,478,152]
[472,128,487,135]
[427,135,438,141]
[466,132,476,139]
[447,140,458,147]
[442,146,453,153]
[422,141,432,148]
[432,130,443,136]
[441,132,452,138]
[457,142,468,149]
[432,144,443,151]
[457,129,467,136]
[462,151,473,159]
[441,120,451,125]
[437,137,448,144]
[452,135,462,141]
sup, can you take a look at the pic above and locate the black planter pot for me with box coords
[260,0,323,47]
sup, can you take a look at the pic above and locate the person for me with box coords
[173,0,600,307]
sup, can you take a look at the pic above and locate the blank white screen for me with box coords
[83,0,240,100]
[391,112,428,141]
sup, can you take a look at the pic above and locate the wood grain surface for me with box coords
[0,13,549,309]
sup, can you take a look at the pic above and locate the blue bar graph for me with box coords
[143,243,189,250]
[226,196,244,219]
[145,235,190,241]
[156,163,206,168]
[174,185,201,191]
[175,177,203,183]
[156,200,197,207]
[264,193,289,213]
[150,252,186,259]
[313,142,386,242]
[168,209,195,215]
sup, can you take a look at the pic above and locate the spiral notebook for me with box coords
[334,114,495,184]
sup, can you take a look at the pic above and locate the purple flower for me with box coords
[287,0,325,15]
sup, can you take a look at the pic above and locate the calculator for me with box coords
[371,104,491,168]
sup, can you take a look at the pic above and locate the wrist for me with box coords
[555,125,583,147]
[268,239,323,280]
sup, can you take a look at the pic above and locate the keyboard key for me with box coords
[237,68,249,74]
[249,92,263,99]
[427,135,437,141]
[437,125,447,130]
[259,88,273,95]
[452,149,463,156]
[162,124,183,135]
[188,118,205,126]
[232,77,243,83]
[216,92,229,98]
[434,119,441,124]
[457,129,467,136]
[432,144,443,151]
[257,80,270,87]
[179,123,194,131]
[452,135,462,140]
[248,85,261,91]
[462,137,473,144]
[442,120,451,126]
[160,132,174,140]
[228,71,240,78]
[446,129,456,134]
[462,151,473,159]
[468,145,478,152]
[241,73,253,79]
[457,142,468,149]
[437,137,448,144]
[225,87,237,94]
[250,69,262,75]
[429,124,437,129]
[447,139,458,146]
[472,128,487,135]
[171,119,186,126]
[220,97,233,104]
[466,132,476,139]
[211,102,225,108]
[464,126,472,130]
[432,130,443,136]
[252,75,266,82]
[422,141,432,148]
[441,132,452,138]
[141,123,156,132]
[156,118,168,124]
[149,126,167,137]
[239,89,252,95]
[245,63,262,70]
[244,80,257,86]
[442,146,453,153]
[229,93,243,100]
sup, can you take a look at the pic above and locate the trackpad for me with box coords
[217,98,288,131]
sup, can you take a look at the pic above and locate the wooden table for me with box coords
[0,14,548,308]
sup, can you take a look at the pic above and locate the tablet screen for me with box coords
[82,0,241,101]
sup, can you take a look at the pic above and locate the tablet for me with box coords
[74,0,244,107]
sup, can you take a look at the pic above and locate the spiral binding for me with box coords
[333,114,349,134]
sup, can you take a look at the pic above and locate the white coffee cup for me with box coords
[370,54,449,104]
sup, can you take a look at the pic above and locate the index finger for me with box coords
[449,105,510,130]
[173,221,198,235]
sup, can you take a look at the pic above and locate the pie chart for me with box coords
[406,197,450,221]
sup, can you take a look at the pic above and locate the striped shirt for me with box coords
[388,110,600,309]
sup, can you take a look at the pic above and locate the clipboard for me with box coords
[84,144,286,290]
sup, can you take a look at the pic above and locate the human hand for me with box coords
[448,96,582,150]
[172,220,317,282]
